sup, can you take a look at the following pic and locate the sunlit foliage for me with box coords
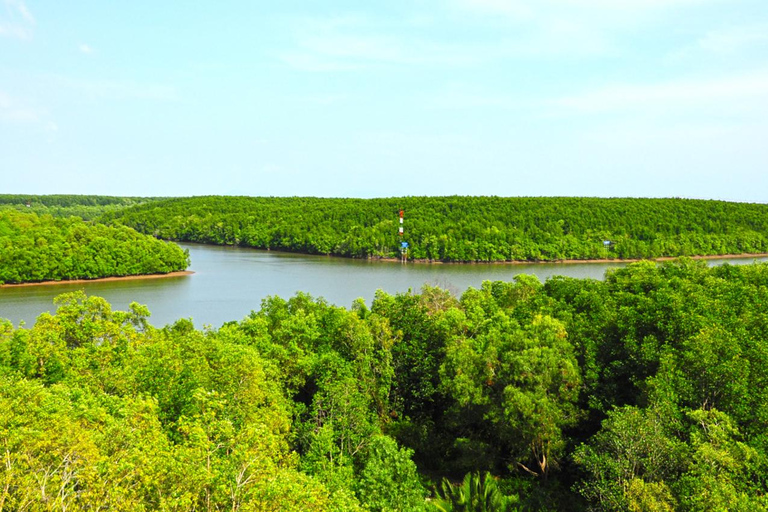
[103,196,768,261]
[4,259,768,509]
[0,210,189,284]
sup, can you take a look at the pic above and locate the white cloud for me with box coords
[303,33,410,64]
[0,23,24,38]
[279,52,363,72]
[279,16,486,71]
[452,0,725,58]
[0,0,34,40]
[0,89,44,123]
[428,83,524,109]
[10,0,33,23]
[279,11,609,72]
[551,72,768,114]
[296,94,347,106]
[456,0,715,17]
[53,76,179,102]
[697,24,768,54]
[79,43,93,54]
[457,0,534,19]
[667,23,768,63]
[499,19,610,57]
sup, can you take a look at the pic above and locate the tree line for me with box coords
[0,194,158,208]
[102,195,768,261]
[0,210,189,284]
[0,194,160,221]
[3,259,768,510]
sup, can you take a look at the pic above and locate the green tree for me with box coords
[355,435,427,512]
[430,472,518,512]
[441,313,581,477]
[573,406,687,512]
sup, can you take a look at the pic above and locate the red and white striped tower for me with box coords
[399,209,407,262]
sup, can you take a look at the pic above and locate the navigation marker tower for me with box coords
[399,209,408,262]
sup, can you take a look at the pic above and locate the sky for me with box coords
[1,1,767,201]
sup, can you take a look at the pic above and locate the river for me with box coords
[1,243,766,329]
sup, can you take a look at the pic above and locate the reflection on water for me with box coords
[1,243,766,329]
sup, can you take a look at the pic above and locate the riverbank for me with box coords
[371,252,768,265]
[0,270,195,288]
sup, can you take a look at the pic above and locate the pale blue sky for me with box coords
[2,1,767,201]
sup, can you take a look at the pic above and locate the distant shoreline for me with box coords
[372,252,768,265]
[3,252,766,289]
[175,242,768,265]
[0,270,194,288]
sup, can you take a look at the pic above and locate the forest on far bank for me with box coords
[0,194,161,221]
[2,259,768,510]
[101,195,768,262]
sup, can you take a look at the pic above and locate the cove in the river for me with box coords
[1,243,766,329]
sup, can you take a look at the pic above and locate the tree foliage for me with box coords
[0,210,189,284]
[102,195,768,261]
[0,194,160,220]
[430,472,519,512]
[4,258,768,509]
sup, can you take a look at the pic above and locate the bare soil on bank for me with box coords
[0,271,195,288]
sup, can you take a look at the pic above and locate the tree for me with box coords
[356,435,427,512]
[441,313,581,477]
[430,472,518,512]
[573,406,687,512]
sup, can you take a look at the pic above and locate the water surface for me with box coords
[1,244,765,328]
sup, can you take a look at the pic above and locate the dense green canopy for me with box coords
[0,194,161,220]
[102,196,768,261]
[0,210,189,284]
[0,194,156,207]
[3,259,768,510]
